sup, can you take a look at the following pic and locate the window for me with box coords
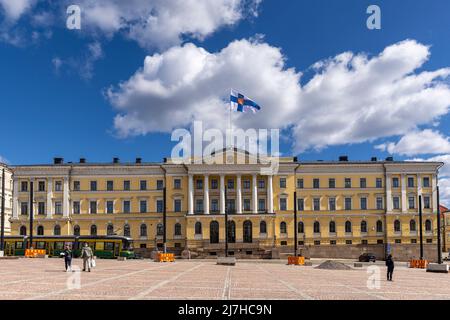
[329,221,336,233]
[140,224,147,237]
[74,225,80,236]
[55,181,62,192]
[423,177,430,188]
[361,221,367,233]
[258,179,265,189]
[280,222,287,234]
[279,178,286,188]
[314,240,320,246]
[345,221,352,233]
[426,239,433,244]
[394,220,401,232]
[260,221,267,234]
[124,224,130,237]
[196,179,203,190]
[140,180,147,191]
[174,179,181,189]
[38,181,45,192]
[298,222,304,233]
[195,199,203,214]
[20,226,27,235]
[107,180,114,191]
[157,200,164,213]
[345,178,352,188]
[210,221,219,244]
[226,199,236,213]
[424,196,431,209]
[140,200,147,213]
[313,198,320,211]
[211,199,218,213]
[123,200,131,213]
[376,220,383,233]
[123,180,130,191]
[408,177,414,188]
[243,199,251,211]
[258,199,265,212]
[328,178,335,188]
[107,224,114,236]
[376,197,383,210]
[73,201,80,214]
[174,199,182,213]
[227,179,234,189]
[377,239,384,244]
[313,179,320,189]
[21,181,28,192]
[410,220,416,232]
[395,239,401,244]
[392,177,399,188]
[89,201,97,214]
[346,240,352,245]
[330,240,336,245]
[411,239,417,244]
[243,221,252,243]
[37,226,44,235]
[195,222,202,235]
[73,181,80,191]
[298,198,304,211]
[360,178,367,188]
[90,225,97,236]
[211,179,218,190]
[297,179,304,189]
[21,202,28,215]
[243,180,250,189]
[55,202,62,215]
[314,221,320,233]
[425,220,432,232]
[361,240,368,245]
[54,225,61,236]
[280,198,287,211]
[38,202,45,215]
[345,197,352,210]
[174,223,182,236]
[393,197,400,209]
[360,198,367,210]
[90,181,97,191]
[408,196,415,209]
[376,178,382,188]
[106,201,114,214]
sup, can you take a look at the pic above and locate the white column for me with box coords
[252,174,258,213]
[204,175,210,215]
[220,175,225,214]
[385,174,393,212]
[236,175,242,214]
[12,179,19,219]
[63,177,70,218]
[268,175,274,213]
[401,174,407,213]
[47,179,53,218]
[188,174,194,215]
[432,173,438,214]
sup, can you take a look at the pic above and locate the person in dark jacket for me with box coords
[385,254,394,281]
[62,245,73,272]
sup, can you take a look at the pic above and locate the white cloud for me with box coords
[107,39,450,152]
[375,130,450,156]
[0,0,36,21]
[0,155,8,164]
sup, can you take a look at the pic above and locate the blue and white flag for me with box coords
[230,89,261,113]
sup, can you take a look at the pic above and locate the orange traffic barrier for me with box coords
[155,253,175,262]
[25,249,46,258]
[409,259,428,269]
[288,256,305,265]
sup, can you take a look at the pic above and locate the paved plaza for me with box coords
[1,258,450,300]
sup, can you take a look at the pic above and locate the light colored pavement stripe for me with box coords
[254,264,315,300]
[221,266,231,300]
[26,263,171,300]
[129,263,204,300]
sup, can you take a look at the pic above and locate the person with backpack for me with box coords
[81,243,94,272]
[385,254,395,281]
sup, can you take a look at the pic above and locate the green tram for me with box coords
[3,235,135,259]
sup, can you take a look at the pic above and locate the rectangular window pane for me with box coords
[124,180,130,191]
[157,180,164,190]
[89,201,97,214]
[107,201,114,214]
[360,178,366,188]
[377,197,383,210]
[123,201,130,213]
[258,199,265,212]
[55,181,62,192]
[393,197,400,209]
[280,198,287,211]
[313,198,320,211]
[174,179,181,189]
[140,200,147,213]
[140,180,147,191]
[360,198,367,210]
[376,178,382,188]
[423,177,430,188]
[73,201,80,214]
[408,177,414,188]
[107,181,114,191]
[329,198,336,211]
[90,181,97,191]
[313,179,320,189]
[392,178,399,188]
[328,179,335,188]
[345,198,352,210]
[174,199,182,212]
[73,181,80,191]
[157,200,164,213]
[298,199,304,211]
[345,178,351,188]
[297,179,303,189]
[279,178,286,188]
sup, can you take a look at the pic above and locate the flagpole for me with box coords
[228,89,232,150]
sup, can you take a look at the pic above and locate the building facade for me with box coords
[1,163,13,235]
[8,150,444,260]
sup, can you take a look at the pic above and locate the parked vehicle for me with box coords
[358,253,376,262]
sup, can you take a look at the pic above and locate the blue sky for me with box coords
[0,0,449,170]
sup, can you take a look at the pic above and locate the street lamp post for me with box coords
[294,191,298,257]
[29,181,34,249]
[224,187,228,258]
[437,186,442,264]
[419,195,424,260]
[163,186,167,254]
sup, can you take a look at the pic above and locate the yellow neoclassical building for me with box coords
[7,149,444,260]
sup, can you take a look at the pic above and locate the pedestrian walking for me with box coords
[81,243,94,272]
[62,245,73,272]
[386,254,394,281]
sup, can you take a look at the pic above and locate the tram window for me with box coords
[15,242,24,249]
[55,242,64,250]
[36,241,46,249]
[104,242,114,251]
[140,244,146,248]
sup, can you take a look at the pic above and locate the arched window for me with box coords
[376,220,383,233]
[74,225,80,236]
[123,224,130,237]
[227,221,236,243]
[156,223,164,236]
[329,221,336,233]
[140,224,147,237]
[107,224,114,236]
[210,221,219,244]
[260,221,267,234]
[410,220,416,232]
[280,222,287,234]
[174,223,182,236]
[37,225,44,236]
[394,220,401,232]
[425,219,432,232]
[194,222,202,235]
[298,221,304,234]
[54,225,61,236]
[243,221,252,243]
[20,226,26,236]
[361,221,367,233]
[90,225,97,236]
[345,221,352,233]
[313,221,320,233]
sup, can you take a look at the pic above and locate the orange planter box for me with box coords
[288,256,305,265]
[409,259,429,269]
[156,253,175,262]
[25,249,46,258]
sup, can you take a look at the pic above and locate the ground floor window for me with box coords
[210,221,219,244]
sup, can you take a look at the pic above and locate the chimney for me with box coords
[339,156,348,162]
[79,158,86,164]
[135,158,142,164]
[113,157,120,164]
[53,157,64,165]
[386,156,394,162]
[371,157,377,162]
